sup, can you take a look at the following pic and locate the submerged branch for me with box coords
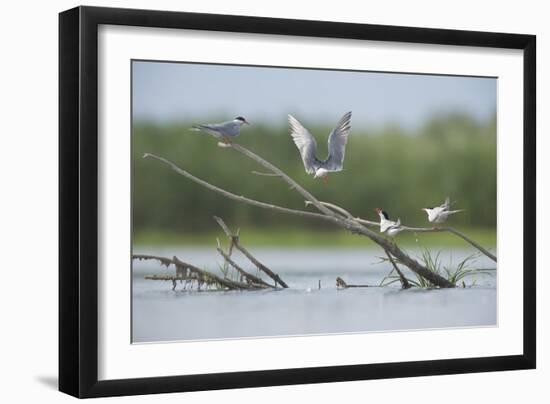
[336,277,370,288]
[132,254,257,290]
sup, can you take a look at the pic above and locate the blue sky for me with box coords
[132,60,496,131]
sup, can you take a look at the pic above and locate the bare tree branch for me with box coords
[213,216,289,288]
[229,143,339,218]
[305,200,354,219]
[143,153,337,225]
[251,171,281,177]
[144,150,455,288]
[215,240,274,288]
[132,254,259,290]
[306,201,496,262]
[384,249,411,289]
[401,226,497,262]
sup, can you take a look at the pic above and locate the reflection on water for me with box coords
[132,247,496,343]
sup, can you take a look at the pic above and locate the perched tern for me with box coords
[191,116,250,144]
[421,197,463,226]
[288,112,352,183]
[375,208,403,238]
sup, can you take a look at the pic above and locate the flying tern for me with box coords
[191,116,250,144]
[288,112,352,183]
[375,208,403,238]
[421,197,463,226]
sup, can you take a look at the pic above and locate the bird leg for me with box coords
[322,175,329,185]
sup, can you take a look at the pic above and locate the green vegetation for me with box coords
[133,112,496,246]
[380,248,492,288]
[133,226,496,248]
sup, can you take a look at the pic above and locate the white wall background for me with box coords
[0,1,546,402]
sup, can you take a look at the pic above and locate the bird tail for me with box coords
[446,209,464,215]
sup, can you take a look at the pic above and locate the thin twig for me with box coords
[143,153,338,225]
[305,200,353,219]
[229,143,338,218]
[251,171,281,177]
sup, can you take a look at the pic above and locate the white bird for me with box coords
[421,197,463,227]
[288,112,352,184]
[375,208,403,238]
[190,116,250,144]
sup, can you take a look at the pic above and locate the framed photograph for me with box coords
[59,6,536,398]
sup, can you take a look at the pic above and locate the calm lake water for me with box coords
[132,247,496,343]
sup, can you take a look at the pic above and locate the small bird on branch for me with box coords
[421,197,463,227]
[375,208,403,238]
[190,116,250,146]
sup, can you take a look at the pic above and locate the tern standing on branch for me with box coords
[421,197,463,227]
[375,208,403,238]
[288,111,352,184]
[190,116,250,146]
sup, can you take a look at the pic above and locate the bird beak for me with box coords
[244,120,250,125]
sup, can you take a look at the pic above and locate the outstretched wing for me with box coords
[440,197,451,211]
[380,220,392,233]
[289,114,318,174]
[324,111,352,171]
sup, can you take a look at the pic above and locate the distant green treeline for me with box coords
[132,113,496,239]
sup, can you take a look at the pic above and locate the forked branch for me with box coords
[214,216,289,288]
[144,146,456,288]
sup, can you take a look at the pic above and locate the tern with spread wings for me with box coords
[288,112,352,183]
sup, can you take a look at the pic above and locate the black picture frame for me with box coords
[59,5,536,398]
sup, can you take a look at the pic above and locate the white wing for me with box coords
[440,197,451,211]
[380,219,396,233]
[288,114,318,174]
[324,112,352,172]
[441,209,464,218]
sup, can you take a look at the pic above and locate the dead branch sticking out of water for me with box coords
[384,249,411,289]
[336,277,370,289]
[213,216,289,288]
[216,238,273,288]
[133,254,268,291]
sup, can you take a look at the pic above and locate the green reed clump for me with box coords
[380,248,491,288]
